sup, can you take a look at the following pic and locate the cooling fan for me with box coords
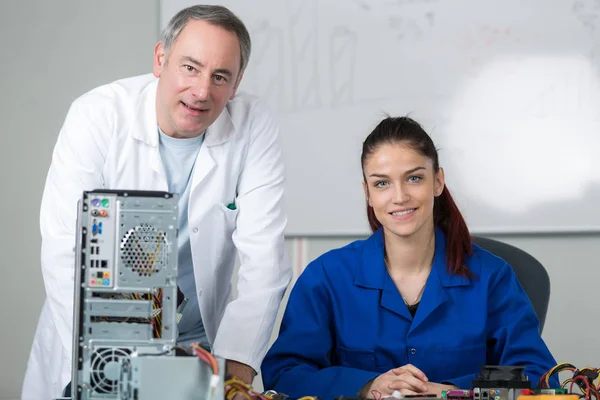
[89,347,132,395]
[120,222,169,277]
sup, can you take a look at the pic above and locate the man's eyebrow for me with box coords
[181,56,233,77]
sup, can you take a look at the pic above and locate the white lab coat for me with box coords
[22,74,292,400]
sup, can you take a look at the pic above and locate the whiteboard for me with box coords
[161,0,600,236]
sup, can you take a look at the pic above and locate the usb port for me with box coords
[90,247,95,255]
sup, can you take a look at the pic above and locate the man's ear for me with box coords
[153,41,167,78]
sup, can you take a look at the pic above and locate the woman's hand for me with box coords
[388,380,459,397]
[362,364,429,398]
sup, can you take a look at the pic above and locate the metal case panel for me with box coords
[71,190,179,400]
[118,356,226,400]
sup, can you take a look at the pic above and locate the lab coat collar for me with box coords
[130,78,159,146]
[204,101,235,146]
[129,78,235,147]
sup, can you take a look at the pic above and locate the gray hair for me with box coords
[161,5,251,76]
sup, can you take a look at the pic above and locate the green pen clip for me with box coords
[226,202,236,210]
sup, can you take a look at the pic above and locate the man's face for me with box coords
[153,19,242,138]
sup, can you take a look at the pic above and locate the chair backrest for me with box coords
[471,236,550,333]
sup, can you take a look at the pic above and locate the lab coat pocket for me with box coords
[217,203,238,239]
[336,347,378,372]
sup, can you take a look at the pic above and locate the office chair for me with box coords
[471,236,550,333]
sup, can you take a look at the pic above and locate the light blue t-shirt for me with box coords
[158,127,207,347]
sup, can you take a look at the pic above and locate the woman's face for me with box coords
[363,142,445,239]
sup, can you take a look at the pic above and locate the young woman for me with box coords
[261,116,557,399]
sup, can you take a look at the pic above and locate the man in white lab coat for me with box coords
[22,5,291,399]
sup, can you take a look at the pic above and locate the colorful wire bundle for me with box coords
[224,377,275,400]
[564,368,600,400]
[152,288,163,338]
[190,342,219,375]
[540,363,600,400]
[127,290,163,338]
[539,363,577,389]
